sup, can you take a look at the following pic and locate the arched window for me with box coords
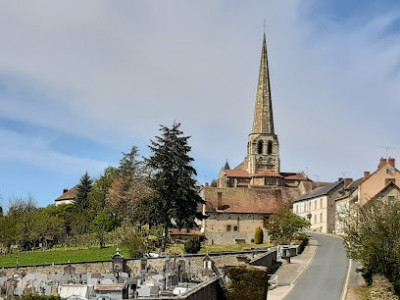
[267,141,273,155]
[257,140,263,154]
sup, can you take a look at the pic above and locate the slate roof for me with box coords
[294,181,342,202]
[346,177,363,191]
[370,182,400,200]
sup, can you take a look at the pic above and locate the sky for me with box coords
[1,1,400,209]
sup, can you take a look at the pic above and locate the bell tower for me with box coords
[245,33,280,175]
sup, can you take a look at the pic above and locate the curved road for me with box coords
[284,233,349,300]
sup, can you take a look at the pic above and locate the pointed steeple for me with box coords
[245,33,280,175]
[252,33,274,134]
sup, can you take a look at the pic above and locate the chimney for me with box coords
[344,178,353,188]
[388,157,395,168]
[378,157,387,169]
[217,192,222,210]
[364,171,370,181]
[63,188,68,194]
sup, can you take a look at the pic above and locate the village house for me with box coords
[335,157,400,234]
[292,180,349,233]
[55,186,77,206]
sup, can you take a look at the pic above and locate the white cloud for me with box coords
[0,128,110,174]
[1,0,400,185]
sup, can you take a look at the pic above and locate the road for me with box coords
[284,233,349,300]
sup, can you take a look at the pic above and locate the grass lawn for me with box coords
[0,245,130,268]
[199,242,273,254]
[0,242,273,267]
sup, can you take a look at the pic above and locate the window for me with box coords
[227,225,231,231]
[263,216,269,227]
[258,140,263,154]
[388,196,396,201]
[233,226,238,231]
[386,178,396,185]
[267,141,273,154]
[320,199,323,208]
[314,201,317,210]
[313,215,316,224]
[320,213,323,223]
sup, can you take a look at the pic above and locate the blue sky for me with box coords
[1,1,400,209]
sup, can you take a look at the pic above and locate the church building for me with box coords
[203,34,314,244]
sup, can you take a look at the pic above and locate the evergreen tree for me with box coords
[74,172,93,211]
[145,122,205,252]
[119,146,144,177]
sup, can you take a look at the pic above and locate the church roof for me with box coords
[225,169,249,178]
[223,160,230,170]
[285,174,308,180]
[252,33,274,135]
[253,170,283,178]
[204,186,292,214]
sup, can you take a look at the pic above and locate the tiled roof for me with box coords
[285,174,307,180]
[204,186,292,214]
[253,170,283,178]
[55,185,78,201]
[225,169,249,178]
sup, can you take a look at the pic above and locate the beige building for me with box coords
[203,187,294,244]
[335,157,400,234]
[293,180,347,233]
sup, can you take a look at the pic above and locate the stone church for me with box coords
[203,34,315,244]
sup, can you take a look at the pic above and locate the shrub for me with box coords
[226,266,268,300]
[297,232,309,252]
[254,227,263,244]
[184,237,201,254]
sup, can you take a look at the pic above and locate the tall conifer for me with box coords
[146,122,205,251]
[74,172,93,211]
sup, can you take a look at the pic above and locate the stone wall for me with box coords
[1,250,274,278]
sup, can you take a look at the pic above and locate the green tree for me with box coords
[91,211,115,248]
[184,237,202,254]
[343,200,400,291]
[88,167,118,214]
[74,172,93,211]
[145,122,205,252]
[267,208,310,244]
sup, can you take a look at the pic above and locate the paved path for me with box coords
[267,236,318,300]
[283,233,349,300]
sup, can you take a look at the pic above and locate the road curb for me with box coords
[291,236,318,286]
[340,258,352,300]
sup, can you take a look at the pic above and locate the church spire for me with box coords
[252,33,274,134]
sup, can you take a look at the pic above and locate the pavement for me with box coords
[267,236,318,300]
